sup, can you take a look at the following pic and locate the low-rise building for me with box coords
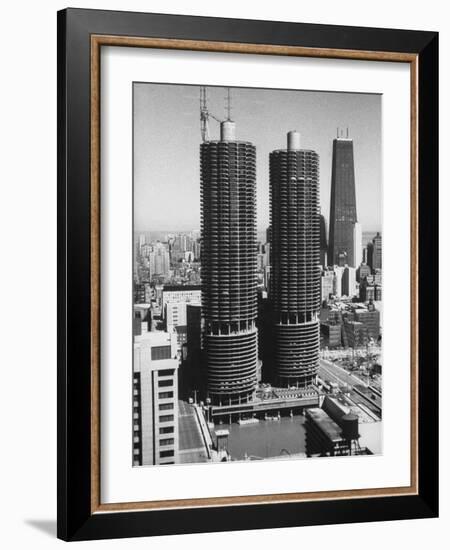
[321,323,341,348]
[162,285,201,317]
[354,302,380,341]
[343,320,368,348]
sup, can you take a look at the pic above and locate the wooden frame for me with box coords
[58,8,438,541]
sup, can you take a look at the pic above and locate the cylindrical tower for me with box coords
[200,121,258,405]
[270,131,321,388]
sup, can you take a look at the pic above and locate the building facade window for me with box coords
[158,369,175,376]
[159,449,174,458]
[158,391,174,399]
[159,438,175,446]
[159,414,174,423]
[151,345,171,360]
[158,379,173,387]
[159,403,174,411]
[159,426,174,434]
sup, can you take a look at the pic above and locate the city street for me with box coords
[319,358,369,389]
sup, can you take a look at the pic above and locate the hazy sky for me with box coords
[134,83,381,233]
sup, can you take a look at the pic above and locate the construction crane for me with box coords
[225,87,232,122]
[200,86,232,142]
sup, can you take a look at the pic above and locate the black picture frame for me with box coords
[57,7,438,541]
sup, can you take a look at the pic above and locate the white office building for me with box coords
[133,330,179,466]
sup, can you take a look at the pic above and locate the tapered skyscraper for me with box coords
[328,133,358,267]
[200,120,258,405]
[319,213,328,267]
[270,131,320,388]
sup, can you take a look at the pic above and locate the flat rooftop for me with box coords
[163,285,201,291]
[306,408,343,442]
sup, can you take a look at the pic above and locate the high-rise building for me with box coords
[367,233,382,273]
[270,131,320,388]
[359,279,375,302]
[366,242,374,269]
[154,284,164,309]
[342,266,357,297]
[371,232,382,271]
[193,239,201,261]
[321,269,335,303]
[140,243,153,258]
[362,246,368,264]
[328,133,358,267]
[200,120,258,404]
[263,265,271,292]
[356,262,371,282]
[333,266,345,298]
[353,222,362,268]
[133,330,179,466]
[170,233,193,262]
[319,214,328,267]
[263,242,270,267]
[374,284,382,301]
[149,242,170,279]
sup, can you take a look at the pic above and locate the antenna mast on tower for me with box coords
[226,88,232,121]
[200,86,210,142]
[200,86,229,142]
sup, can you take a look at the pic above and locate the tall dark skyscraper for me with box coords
[270,131,321,388]
[200,120,258,405]
[319,214,328,267]
[328,134,358,267]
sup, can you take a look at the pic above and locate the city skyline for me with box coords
[132,82,383,467]
[134,83,382,233]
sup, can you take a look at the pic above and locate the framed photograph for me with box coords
[57,8,438,541]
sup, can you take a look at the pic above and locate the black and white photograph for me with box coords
[0,0,442,546]
[132,83,383,466]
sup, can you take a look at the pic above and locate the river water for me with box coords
[215,415,307,460]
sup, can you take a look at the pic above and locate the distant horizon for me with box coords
[134,227,382,233]
[134,227,382,238]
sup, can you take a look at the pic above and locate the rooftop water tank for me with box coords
[341,413,359,440]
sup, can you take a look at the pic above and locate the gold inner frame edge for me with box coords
[89,35,419,514]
